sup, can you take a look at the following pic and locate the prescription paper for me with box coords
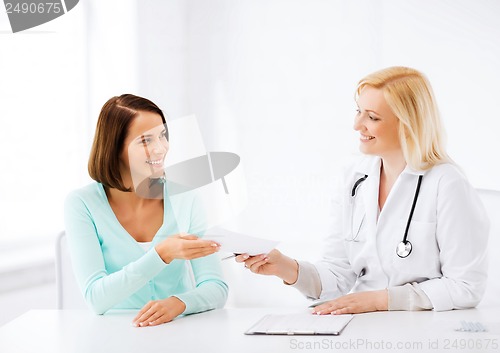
[204,228,279,256]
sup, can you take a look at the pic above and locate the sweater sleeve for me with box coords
[288,260,322,299]
[64,191,168,314]
[171,192,228,314]
[174,255,228,315]
[388,283,433,311]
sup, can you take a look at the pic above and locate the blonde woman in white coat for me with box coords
[237,66,489,313]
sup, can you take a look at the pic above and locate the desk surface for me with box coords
[1,306,500,353]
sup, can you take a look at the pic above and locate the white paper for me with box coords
[204,228,279,256]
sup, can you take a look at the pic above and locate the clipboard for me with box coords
[245,313,353,336]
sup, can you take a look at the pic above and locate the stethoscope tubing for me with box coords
[349,174,368,242]
[402,175,423,244]
[349,173,424,258]
[351,175,368,197]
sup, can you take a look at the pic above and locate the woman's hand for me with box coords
[312,290,388,315]
[132,296,186,327]
[235,249,299,284]
[155,233,220,264]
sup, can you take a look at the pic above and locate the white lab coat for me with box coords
[316,156,489,311]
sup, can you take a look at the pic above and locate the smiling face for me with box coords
[354,86,402,159]
[120,111,169,191]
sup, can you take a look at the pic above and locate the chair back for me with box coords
[477,189,500,307]
[55,231,87,309]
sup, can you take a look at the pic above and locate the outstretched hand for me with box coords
[155,233,220,264]
[235,249,299,284]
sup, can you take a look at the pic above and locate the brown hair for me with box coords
[88,94,167,191]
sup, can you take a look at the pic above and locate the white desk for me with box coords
[1,306,499,353]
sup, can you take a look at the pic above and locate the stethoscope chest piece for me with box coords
[396,241,412,258]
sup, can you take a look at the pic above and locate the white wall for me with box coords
[131,0,500,305]
[135,0,500,251]
[0,3,87,244]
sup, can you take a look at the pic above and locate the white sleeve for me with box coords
[313,178,358,299]
[287,177,357,300]
[418,176,489,311]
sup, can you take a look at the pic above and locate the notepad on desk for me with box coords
[245,313,353,336]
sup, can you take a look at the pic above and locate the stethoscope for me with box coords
[350,173,423,258]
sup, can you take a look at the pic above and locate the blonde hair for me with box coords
[356,66,451,171]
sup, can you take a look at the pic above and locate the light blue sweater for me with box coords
[64,182,228,315]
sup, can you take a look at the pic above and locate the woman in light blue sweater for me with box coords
[64,94,228,327]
